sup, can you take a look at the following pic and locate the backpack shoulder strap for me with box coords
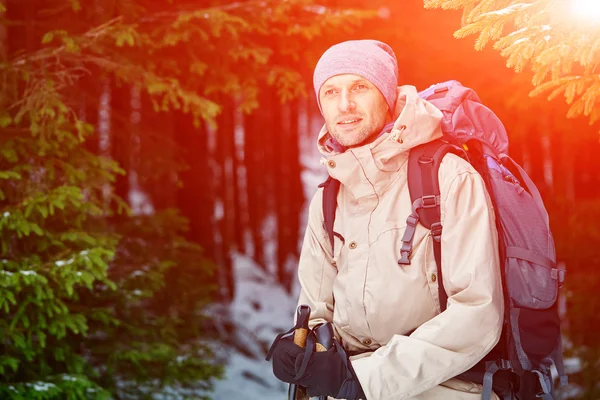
[405,138,467,312]
[318,176,340,254]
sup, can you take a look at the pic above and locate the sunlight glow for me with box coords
[570,0,600,22]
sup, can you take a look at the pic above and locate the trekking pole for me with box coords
[313,322,335,400]
[288,304,311,400]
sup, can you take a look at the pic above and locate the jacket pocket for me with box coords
[420,233,441,314]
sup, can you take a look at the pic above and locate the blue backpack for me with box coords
[319,80,568,399]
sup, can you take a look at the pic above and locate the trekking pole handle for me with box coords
[293,304,311,348]
[313,322,335,400]
[314,322,335,352]
[288,305,311,400]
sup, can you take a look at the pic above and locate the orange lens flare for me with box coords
[570,0,600,22]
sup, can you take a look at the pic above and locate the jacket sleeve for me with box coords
[351,154,504,400]
[296,189,338,330]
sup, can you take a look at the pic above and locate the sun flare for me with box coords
[570,0,600,22]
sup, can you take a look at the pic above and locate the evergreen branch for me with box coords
[10,17,124,66]
[424,0,480,10]
[530,74,600,121]
[454,2,536,50]
[137,0,314,23]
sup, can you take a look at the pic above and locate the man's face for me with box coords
[319,74,392,148]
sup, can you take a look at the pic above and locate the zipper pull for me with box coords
[389,125,407,143]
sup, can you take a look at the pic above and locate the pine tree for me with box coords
[0,3,219,399]
[424,0,600,125]
[0,0,377,398]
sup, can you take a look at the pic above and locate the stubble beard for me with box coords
[329,121,378,148]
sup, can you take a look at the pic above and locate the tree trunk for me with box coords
[111,83,131,204]
[275,99,304,292]
[243,89,269,270]
[214,96,235,301]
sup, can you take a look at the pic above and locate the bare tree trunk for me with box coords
[111,84,131,204]
[97,78,113,207]
[232,108,246,253]
[243,90,268,270]
[276,99,304,293]
[127,85,148,214]
[215,96,235,301]
[174,112,216,256]
[0,0,6,62]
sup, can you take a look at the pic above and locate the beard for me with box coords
[328,119,380,148]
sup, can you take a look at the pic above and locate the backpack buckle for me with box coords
[552,268,566,287]
[431,222,442,242]
[398,242,413,265]
[406,214,419,227]
[398,250,411,265]
[485,359,511,371]
[421,195,438,209]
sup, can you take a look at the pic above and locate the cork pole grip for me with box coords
[315,343,327,352]
[314,322,334,352]
[293,328,309,348]
[288,305,311,400]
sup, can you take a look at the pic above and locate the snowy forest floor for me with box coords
[209,132,325,400]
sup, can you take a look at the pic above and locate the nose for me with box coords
[338,89,356,112]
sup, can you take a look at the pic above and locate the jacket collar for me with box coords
[317,85,444,200]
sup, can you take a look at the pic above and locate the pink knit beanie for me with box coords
[313,40,398,113]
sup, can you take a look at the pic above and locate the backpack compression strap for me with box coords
[401,139,467,312]
[319,176,341,255]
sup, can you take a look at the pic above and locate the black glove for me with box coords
[267,337,305,384]
[294,345,366,400]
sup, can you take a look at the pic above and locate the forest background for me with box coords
[1,0,599,399]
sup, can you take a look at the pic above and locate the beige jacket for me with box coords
[297,86,503,399]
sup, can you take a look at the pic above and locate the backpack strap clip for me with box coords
[551,268,566,287]
[398,223,417,265]
[421,195,438,208]
[406,213,419,227]
[398,240,414,265]
[397,195,425,265]
[430,222,442,243]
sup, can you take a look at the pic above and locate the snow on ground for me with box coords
[210,252,297,400]
[211,115,327,400]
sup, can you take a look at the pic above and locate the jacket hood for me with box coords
[316,85,444,199]
[317,85,443,157]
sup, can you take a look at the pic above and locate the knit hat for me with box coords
[313,40,398,113]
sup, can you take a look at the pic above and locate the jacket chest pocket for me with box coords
[387,225,441,313]
[364,227,441,336]
[420,233,442,313]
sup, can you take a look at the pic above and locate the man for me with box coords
[269,40,503,399]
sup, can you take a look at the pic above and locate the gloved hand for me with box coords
[268,337,305,384]
[294,346,366,400]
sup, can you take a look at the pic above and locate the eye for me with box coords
[353,84,369,91]
[324,88,337,96]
